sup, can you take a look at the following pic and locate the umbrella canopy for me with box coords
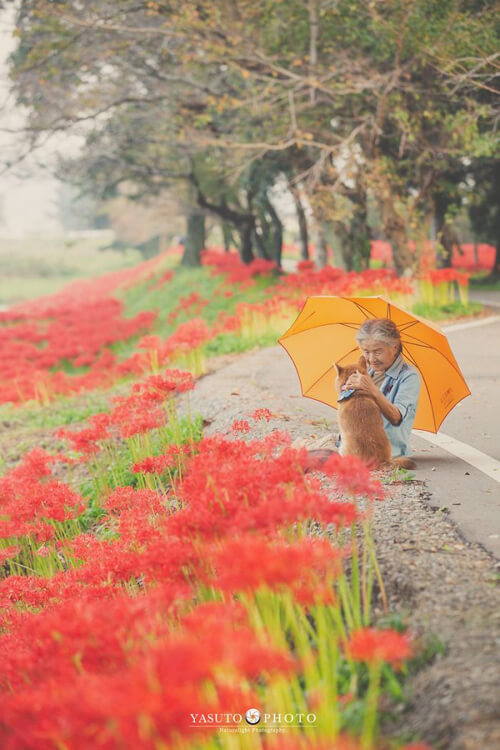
[279,295,471,433]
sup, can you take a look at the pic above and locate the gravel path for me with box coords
[183,346,500,750]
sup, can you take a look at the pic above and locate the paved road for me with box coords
[261,291,500,557]
[409,304,500,558]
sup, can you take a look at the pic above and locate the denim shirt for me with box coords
[336,354,421,458]
[369,354,421,457]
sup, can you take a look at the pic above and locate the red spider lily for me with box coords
[0,449,85,538]
[251,408,273,422]
[231,419,250,433]
[0,254,165,404]
[150,269,174,289]
[57,369,194,455]
[132,370,195,399]
[0,545,21,563]
[167,291,209,323]
[103,486,166,516]
[201,249,277,283]
[206,535,343,596]
[159,318,213,364]
[132,444,190,475]
[0,596,294,749]
[314,453,384,499]
[166,436,360,540]
[109,395,166,438]
[213,310,241,334]
[137,334,163,352]
[296,259,316,272]
[346,627,412,667]
[57,414,112,456]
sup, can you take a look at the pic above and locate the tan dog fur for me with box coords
[335,356,416,470]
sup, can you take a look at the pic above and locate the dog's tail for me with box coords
[390,456,416,470]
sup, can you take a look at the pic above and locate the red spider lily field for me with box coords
[0,246,480,750]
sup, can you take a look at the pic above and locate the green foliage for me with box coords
[8,0,498,276]
[206,330,279,356]
[411,301,483,320]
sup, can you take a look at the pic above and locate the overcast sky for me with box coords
[0,5,63,236]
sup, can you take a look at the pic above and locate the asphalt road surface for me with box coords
[408,293,500,557]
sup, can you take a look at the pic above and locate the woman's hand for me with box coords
[345,370,378,396]
[345,370,402,425]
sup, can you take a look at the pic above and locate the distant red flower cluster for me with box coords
[136,319,213,372]
[167,291,208,323]
[422,268,470,287]
[0,257,164,404]
[201,248,277,283]
[371,238,494,272]
[274,265,414,300]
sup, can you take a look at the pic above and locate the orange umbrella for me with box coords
[279,295,471,432]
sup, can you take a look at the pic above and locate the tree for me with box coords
[468,160,500,279]
[8,0,499,275]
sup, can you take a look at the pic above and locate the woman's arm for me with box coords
[371,388,402,425]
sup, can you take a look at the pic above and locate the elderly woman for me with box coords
[341,318,421,458]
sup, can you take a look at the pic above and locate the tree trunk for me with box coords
[290,185,309,260]
[489,235,500,279]
[181,210,205,267]
[221,221,232,252]
[265,197,283,268]
[438,222,460,268]
[335,203,371,272]
[253,225,271,260]
[381,198,413,276]
[238,219,255,264]
[316,224,329,268]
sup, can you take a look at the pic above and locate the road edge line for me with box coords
[442,315,500,333]
[415,431,500,483]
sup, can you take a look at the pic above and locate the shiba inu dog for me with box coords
[335,357,416,470]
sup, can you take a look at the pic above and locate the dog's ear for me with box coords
[335,362,344,375]
[358,355,367,370]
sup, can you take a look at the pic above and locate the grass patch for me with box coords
[411,300,483,320]
[0,386,129,433]
[0,235,144,305]
[470,275,500,291]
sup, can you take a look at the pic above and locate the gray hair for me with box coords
[356,318,402,353]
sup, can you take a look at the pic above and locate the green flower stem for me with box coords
[361,659,383,748]
[350,524,362,628]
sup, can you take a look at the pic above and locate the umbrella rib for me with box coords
[281,321,364,336]
[350,301,373,319]
[298,310,317,326]
[432,389,472,432]
[335,346,361,365]
[280,309,317,337]
[397,321,419,332]
[402,345,438,432]
[304,363,335,396]
[400,337,468,378]
[304,345,361,394]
